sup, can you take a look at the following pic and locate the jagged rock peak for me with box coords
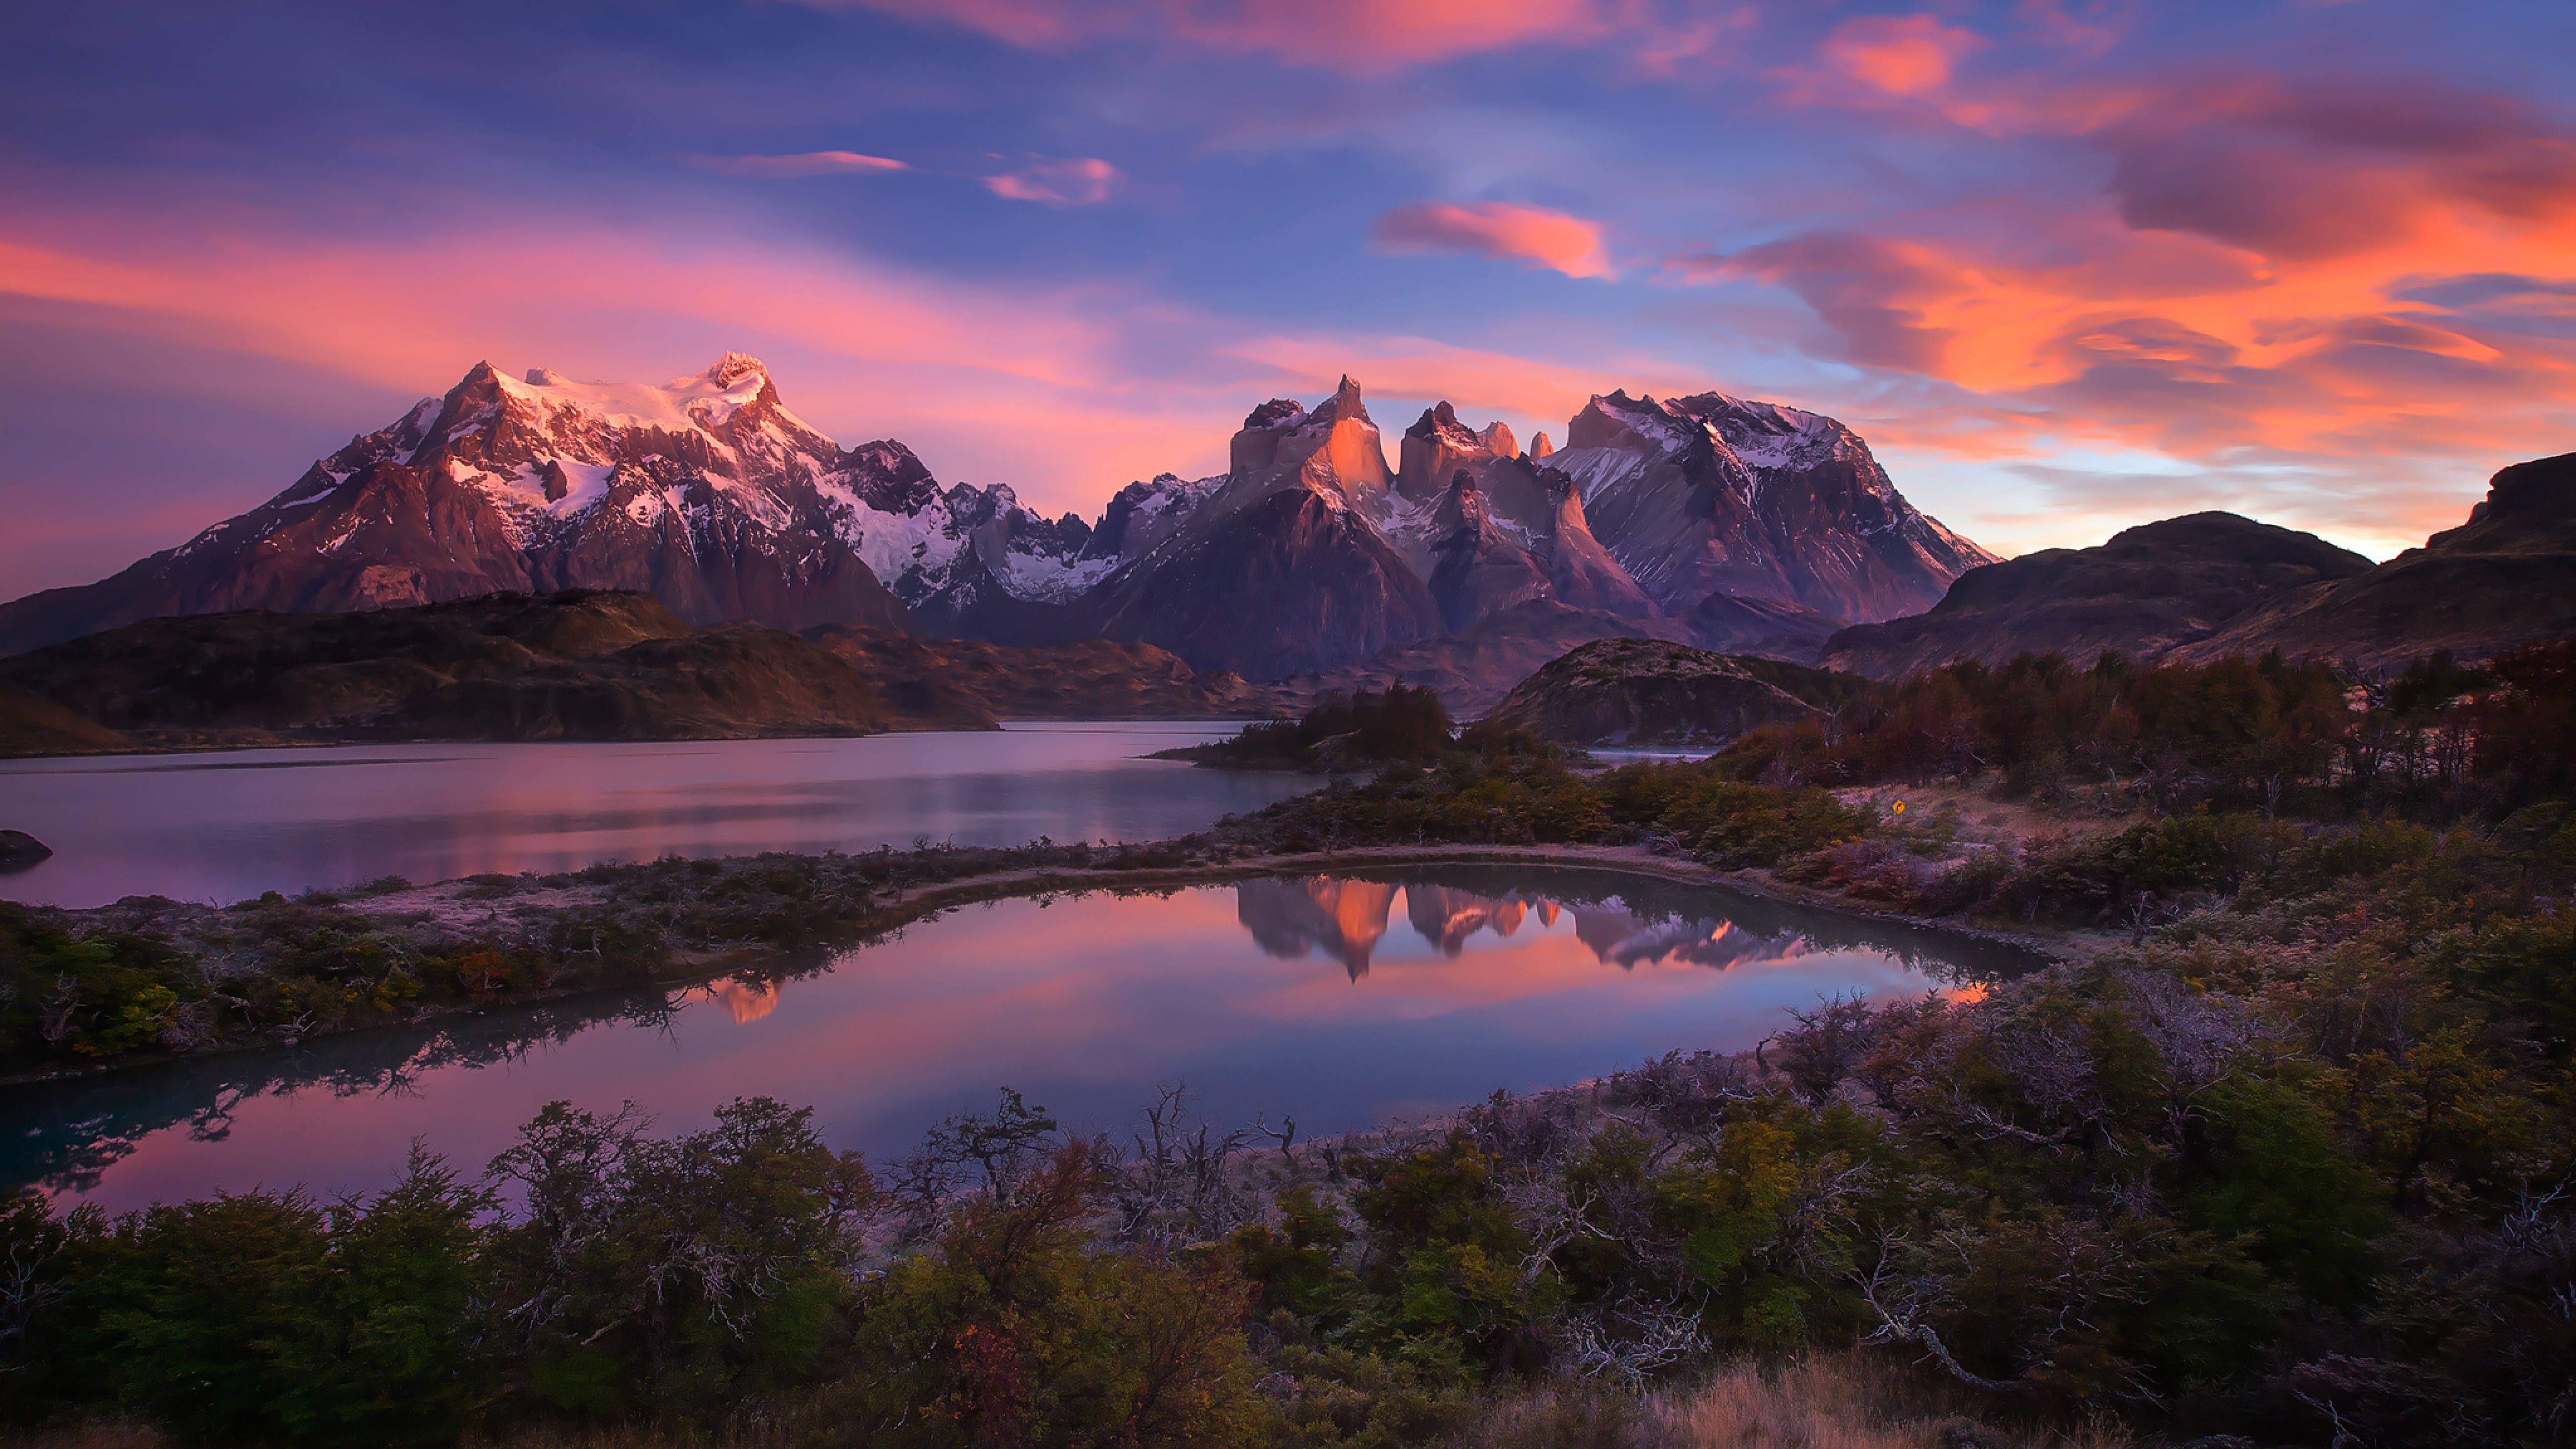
[1478,420,1517,459]
[703,352,770,387]
[1408,400,1478,443]
[1311,375,1370,426]
[1528,431,1555,458]
[1244,397,1306,430]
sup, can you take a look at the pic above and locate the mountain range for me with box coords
[1823,452,2576,677]
[8,352,2556,712]
[0,355,1993,687]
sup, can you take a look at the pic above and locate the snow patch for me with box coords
[493,358,770,437]
[546,460,617,518]
[1002,551,1114,604]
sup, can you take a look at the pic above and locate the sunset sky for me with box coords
[5,0,2572,596]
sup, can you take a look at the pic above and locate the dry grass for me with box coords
[1636,1352,2137,1449]
[0,1354,2131,1449]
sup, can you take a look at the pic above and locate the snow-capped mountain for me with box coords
[1063,379,1991,680]
[1548,390,1995,621]
[0,356,1995,694]
[0,356,1097,655]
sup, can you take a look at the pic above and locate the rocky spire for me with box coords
[1310,374,1371,426]
[1528,431,1555,459]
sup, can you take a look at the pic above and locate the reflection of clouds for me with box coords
[1234,876,1810,976]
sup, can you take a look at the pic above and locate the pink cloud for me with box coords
[688,150,910,178]
[817,0,1607,71]
[1820,13,1986,96]
[0,205,1695,555]
[982,156,1118,206]
[1373,202,1614,280]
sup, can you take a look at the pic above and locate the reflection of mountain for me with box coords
[1235,876,1400,979]
[1571,912,1806,970]
[1232,866,2043,982]
[1407,884,1527,955]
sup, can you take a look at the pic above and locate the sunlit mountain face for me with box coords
[6,0,2568,606]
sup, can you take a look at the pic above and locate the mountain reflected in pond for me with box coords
[1241,875,1811,978]
[3,864,2036,1212]
[1236,867,2022,981]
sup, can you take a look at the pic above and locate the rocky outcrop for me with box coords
[1073,487,1442,681]
[1427,472,1556,632]
[1823,513,2374,678]
[2179,453,2576,666]
[0,829,52,872]
[1539,475,1656,619]
[1482,637,1856,745]
[0,590,995,754]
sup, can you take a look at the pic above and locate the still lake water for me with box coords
[3,865,2027,1211]
[0,723,1306,908]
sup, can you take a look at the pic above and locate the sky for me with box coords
[4,0,2573,597]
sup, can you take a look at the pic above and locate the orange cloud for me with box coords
[1687,49,2576,551]
[1373,201,1614,279]
[688,150,909,178]
[983,155,1118,206]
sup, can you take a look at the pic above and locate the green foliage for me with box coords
[845,1138,1263,1448]
[1194,684,1457,769]
[21,1148,492,1447]
[1346,1136,1554,1368]
[2185,1076,2388,1306]
[1232,1185,1356,1322]
[0,904,196,1065]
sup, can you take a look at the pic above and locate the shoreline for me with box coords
[0,715,1284,763]
[0,840,2074,1092]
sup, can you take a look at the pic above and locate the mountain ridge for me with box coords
[0,354,1996,702]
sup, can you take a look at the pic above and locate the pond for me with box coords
[0,723,1308,908]
[2,864,2034,1212]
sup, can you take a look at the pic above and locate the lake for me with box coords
[0,724,1309,909]
[1,864,2030,1212]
